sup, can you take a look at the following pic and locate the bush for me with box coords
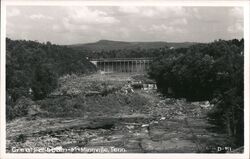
[6,97,34,120]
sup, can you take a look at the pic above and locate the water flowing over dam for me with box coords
[90,58,153,73]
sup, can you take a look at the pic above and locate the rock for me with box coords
[160,117,166,120]
[200,101,211,109]
[126,125,135,130]
[140,139,197,152]
[149,128,166,141]
[125,139,143,152]
[27,104,43,116]
[141,124,149,128]
[176,98,186,105]
[191,101,200,107]
[150,121,158,124]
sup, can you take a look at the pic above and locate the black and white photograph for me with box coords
[0,0,249,158]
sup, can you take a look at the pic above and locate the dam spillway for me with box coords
[90,58,152,73]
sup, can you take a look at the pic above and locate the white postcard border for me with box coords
[1,0,249,159]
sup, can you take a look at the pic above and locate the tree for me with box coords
[31,64,58,100]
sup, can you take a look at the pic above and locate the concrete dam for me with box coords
[90,58,153,73]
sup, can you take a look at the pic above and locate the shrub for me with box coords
[6,97,34,120]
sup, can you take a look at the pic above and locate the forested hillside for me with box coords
[69,40,197,58]
[6,38,96,119]
[148,39,244,147]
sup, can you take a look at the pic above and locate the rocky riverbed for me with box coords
[6,74,229,153]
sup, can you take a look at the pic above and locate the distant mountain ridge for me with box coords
[69,40,199,52]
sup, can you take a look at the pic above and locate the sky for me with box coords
[6,6,244,45]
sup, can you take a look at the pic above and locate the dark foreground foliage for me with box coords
[148,39,244,147]
[6,38,96,120]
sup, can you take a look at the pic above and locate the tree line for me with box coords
[6,38,96,120]
[79,47,189,59]
[148,39,244,147]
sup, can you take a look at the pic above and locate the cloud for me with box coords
[150,24,185,33]
[230,7,243,18]
[163,6,187,17]
[51,24,67,33]
[66,7,119,25]
[141,9,156,17]
[170,18,188,25]
[118,6,188,19]
[227,23,243,33]
[119,27,130,38]
[118,6,140,14]
[62,17,89,33]
[227,7,243,34]
[7,8,20,17]
[30,14,53,20]
[59,7,120,36]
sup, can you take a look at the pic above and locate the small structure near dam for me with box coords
[90,58,153,73]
